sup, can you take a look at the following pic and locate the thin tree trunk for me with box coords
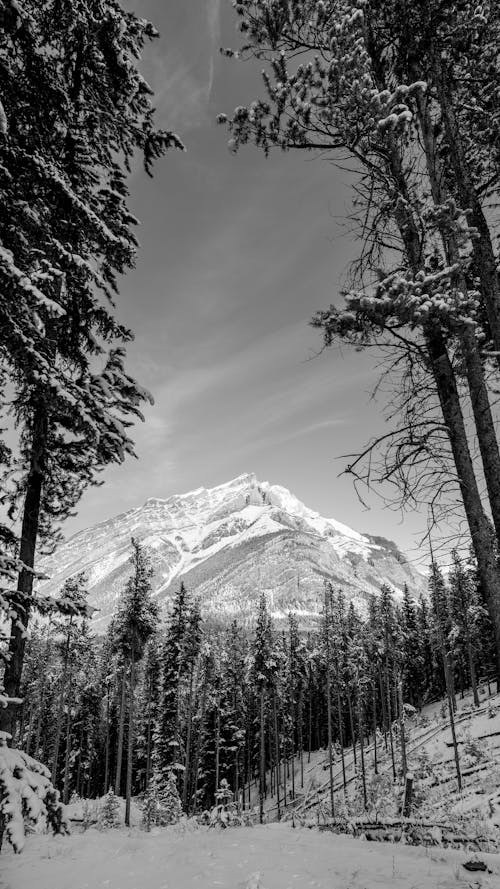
[125,652,135,827]
[62,707,73,804]
[396,672,408,777]
[114,669,127,795]
[259,688,265,824]
[25,706,35,757]
[336,690,347,794]
[144,678,152,789]
[298,689,304,788]
[104,683,111,793]
[444,650,462,792]
[52,616,74,784]
[372,681,378,774]
[466,632,480,708]
[324,585,335,818]
[356,692,367,810]
[385,666,396,780]
[192,675,208,813]
[347,690,357,768]
[182,666,195,812]
[379,670,388,750]
[214,699,221,799]
[307,671,313,763]
[76,723,84,797]
[273,694,281,821]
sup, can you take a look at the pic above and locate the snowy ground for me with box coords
[2,822,500,889]
[251,685,500,833]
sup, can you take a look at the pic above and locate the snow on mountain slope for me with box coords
[39,473,425,628]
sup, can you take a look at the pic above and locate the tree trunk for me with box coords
[385,666,396,780]
[347,690,357,768]
[466,632,480,708]
[191,675,208,813]
[356,692,367,810]
[396,672,408,777]
[433,62,500,361]
[298,689,304,789]
[182,667,195,812]
[104,683,110,793]
[259,688,265,824]
[62,707,73,804]
[51,616,74,784]
[114,669,127,795]
[214,699,221,799]
[384,130,500,683]
[426,328,500,683]
[336,690,347,794]
[0,407,47,738]
[324,586,335,818]
[415,91,500,550]
[125,653,135,827]
[444,650,462,791]
[272,694,281,821]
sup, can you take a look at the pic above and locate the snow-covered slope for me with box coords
[39,473,425,628]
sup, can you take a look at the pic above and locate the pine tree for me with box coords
[0,0,184,737]
[153,583,201,801]
[220,0,500,683]
[400,586,425,709]
[429,563,462,790]
[448,550,484,707]
[251,593,276,823]
[112,539,159,826]
[50,573,90,785]
[98,789,121,830]
[0,735,69,853]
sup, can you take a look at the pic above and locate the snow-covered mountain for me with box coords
[39,473,425,629]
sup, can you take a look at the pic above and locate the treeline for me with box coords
[16,541,496,822]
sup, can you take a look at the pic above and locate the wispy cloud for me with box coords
[134,0,223,132]
[207,0,222,99]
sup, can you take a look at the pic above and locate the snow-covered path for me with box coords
[2,824,499,889]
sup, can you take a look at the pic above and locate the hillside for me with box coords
[250,682,500,846]
[38,473,425,628]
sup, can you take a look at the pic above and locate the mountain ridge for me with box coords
[39,473,426,628]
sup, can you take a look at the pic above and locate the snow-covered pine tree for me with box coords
[0,733,69,853]
[321,583,336,818]
[429,563,462,790]
[287,612,307,792]
[251,593,275,824]
[135,633,163,793]
[112,539,159,826]
[141,771,182,829]
[153,583,201,797]
[98,788,121,830]
[50,573,90,785]
[0,0,184,738]
[400,586,426,710]
[209,778,239,827]
[448,550,485,707]
[222,620,248,810]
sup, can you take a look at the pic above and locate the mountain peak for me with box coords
[40,474,425,628]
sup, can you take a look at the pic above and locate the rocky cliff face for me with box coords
[39,473,425,629]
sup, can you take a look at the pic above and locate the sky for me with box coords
[65,0,429,565]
